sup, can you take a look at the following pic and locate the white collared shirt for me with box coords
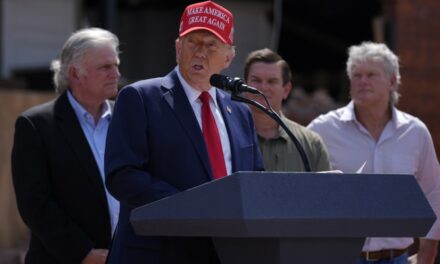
[176,67,232,176]
[308,101,440,251]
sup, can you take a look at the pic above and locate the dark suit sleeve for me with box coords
[247,108,265,172]
[105,86,179,209]
[11,116,93,263]
[229,100,264,172]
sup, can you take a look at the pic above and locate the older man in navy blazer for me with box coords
[104,1,264,263]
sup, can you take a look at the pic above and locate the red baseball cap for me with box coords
[179,1,234,45]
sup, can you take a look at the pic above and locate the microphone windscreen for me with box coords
[210,74,228,88]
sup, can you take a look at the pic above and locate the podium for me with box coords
[130,172,436,263]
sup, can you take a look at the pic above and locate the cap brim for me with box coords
[179,27,229,45]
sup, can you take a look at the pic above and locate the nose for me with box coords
[258,82,271,93]
[194,44,207,58]
[358,76,371,86]
[110,66,120,79]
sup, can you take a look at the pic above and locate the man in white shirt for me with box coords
[308,41,440,263]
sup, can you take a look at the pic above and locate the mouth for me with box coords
[254,97,269,107]
[358,89,372,94]
[105,82,119,88]
[192,64,205,72]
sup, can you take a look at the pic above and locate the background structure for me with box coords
[1,0,439,263]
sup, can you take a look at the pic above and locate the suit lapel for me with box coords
[161,71,212,179]
[54,92,108,206]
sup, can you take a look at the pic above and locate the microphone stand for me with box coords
[231,93,312,172]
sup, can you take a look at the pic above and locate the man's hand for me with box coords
[82,249,108,264]
[417,238,438,264]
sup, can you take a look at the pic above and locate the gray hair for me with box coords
[346,41,401,105]
[50,27,119,93]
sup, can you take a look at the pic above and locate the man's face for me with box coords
[350,59,395,108]
[245,61,291,113]
[74,45,120,102]
[176,30,233,91]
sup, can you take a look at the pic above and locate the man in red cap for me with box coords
[104,1,264,263]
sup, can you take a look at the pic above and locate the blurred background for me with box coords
[1,0,439,262]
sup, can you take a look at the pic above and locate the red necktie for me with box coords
[199,91,227,179]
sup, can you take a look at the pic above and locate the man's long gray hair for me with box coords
[50,27,119,93]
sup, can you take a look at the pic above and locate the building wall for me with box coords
[117,1,273,83]
[390,0,440,155]
[1,0,78,78]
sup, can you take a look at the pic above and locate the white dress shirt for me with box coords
[176,67,232,176]
[308,101,440,251]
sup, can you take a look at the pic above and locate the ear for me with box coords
[175,38,181,64]
[68,65,81,85]
[282,82,292,100]
[222,48,235,69]
[389,74,397,91]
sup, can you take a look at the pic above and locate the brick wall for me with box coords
[389,0,440,156]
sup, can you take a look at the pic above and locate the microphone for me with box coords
[210,75,312,172]
[210,74,260,94]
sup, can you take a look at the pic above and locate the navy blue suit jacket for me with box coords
[105,69,263,263]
